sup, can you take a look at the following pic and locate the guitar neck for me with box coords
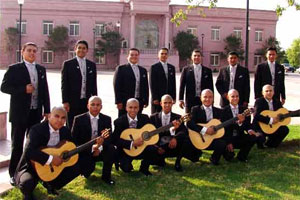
[148,123,173,138]
[214,117,238,131]
[280,109,300,120]
[63,138,97,159]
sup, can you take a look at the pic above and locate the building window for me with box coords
[94,23,106,37]
[69,51,76,59]
[43,21,53,35]
[16,50,21,62]
[233,28,242,39]
[187,27,197,36]
[42,50,54,63]
[121,40,128,48]
[210,53,220,66]
[16,21,27,34]
[211,27,220,41]
[254,55,263,65]
[96,54,105,64]
[69,21,80,36]
[255,30,263,42]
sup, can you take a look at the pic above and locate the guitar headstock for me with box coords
[100,128,111,139]
[242,108,254,117]
[180,114,191,123]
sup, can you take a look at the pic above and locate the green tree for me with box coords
[286,37,300,67]
[4,27,19,63]
[223,34,244,60]
[255,36,285,62]
[173,31,200,69]
[45,25,70,54]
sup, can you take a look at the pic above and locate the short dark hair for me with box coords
[128,48,140,55]
[228,51,239,58]
[22,42,38,51]
[160,47,169,53]
[267,47,277,53]
[75,40,89,49]
[192,49,201,54]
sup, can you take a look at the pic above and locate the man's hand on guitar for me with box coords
[168,138,177,149]
[206,127,216,135]
[237,114,245,124]
[51,155,63,166]
[172,120,181,130]
[227,144,234,152]
[92,145,101,157]
[272,116,280,124]
[133,137,144,147]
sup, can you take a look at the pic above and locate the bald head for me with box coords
[161,94,173,114]
[227,89,239,106]
[88,96,102,117]
[126,98,139,119]
[262,84,274,100]
[88,96,102,104]
[201,89,214,107]
[49,106,67,130]
[161,94,173,102]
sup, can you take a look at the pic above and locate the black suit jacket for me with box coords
[113,63,149,106]
[71,112,112,156]
[179,65,214,108]
[221,105,252,144]
[150,112,187,141]
[187,105,222,133]
[253,97,283,130]
[254,62,285,100]
[216,65,250,107]
[1,62,50,124]
[149,62,176,102]
[61,58,97,107]
[16,121,72,175]
[112,114,150,150]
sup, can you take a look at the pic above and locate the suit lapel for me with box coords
[200,105,207,122]
[158,112,163,127]
[21,62,31,84]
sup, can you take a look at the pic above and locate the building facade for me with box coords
[0,0,278,71]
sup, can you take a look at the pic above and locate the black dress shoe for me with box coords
[139,168,152,176]
[43,182,59,195]
[174,163,183,172]
[24,194,37,200]
[115,162,120,171]
[237,157,248,163]
[102,178,115,185]
[10,177,16,186]
[209,157,219,165]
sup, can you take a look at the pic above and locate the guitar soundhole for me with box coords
[61,151,70,161]
[142,131,150,141]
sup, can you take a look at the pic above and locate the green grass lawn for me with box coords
[2,126,300,200]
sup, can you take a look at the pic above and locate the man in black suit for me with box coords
[254,47,286,105]
[179,49,214,113]
[61,40,97,127]
[216,51,250,108]
[221,89,258,162]
[150,95,202,172]
[1,42,50,185]
[113,48,149,116]
[149,48,176,114]
[187,89,227,165]
[14,107,80,200]
[72,96,116,185]
[112,98,159,176]
[253,84,289,148]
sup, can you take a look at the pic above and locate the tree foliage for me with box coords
[4,27,18,52]
[223,34,244,60]
[173,31,200,61]
[286,37,300,67]
[45,25,70,53]
[255,36,285,62]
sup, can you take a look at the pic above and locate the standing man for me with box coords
[1,42,50,185]
[253,84,289,148]
[216,51,250,108]
[113,48,149,116]
[179,49,214,113]
[72,96,116,185]
[149,48,176,114]
[61,40,97,127]
[14,107,80,200]
[254,47,285,105]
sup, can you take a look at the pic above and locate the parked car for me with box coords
[282,63,295,73]
[296,68,300,74]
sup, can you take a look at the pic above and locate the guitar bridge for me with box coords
[129,134,137,149]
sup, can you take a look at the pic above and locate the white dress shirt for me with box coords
[193,64,202,97]
[46,123,61,165]
[229,64,237,90]
[200,105,213,135]
[24,60,38,109]
[76,56,87,99]
[130,63,140,98]
[267,61,275,86]
[127,114,138,149]
[160,61,168,79]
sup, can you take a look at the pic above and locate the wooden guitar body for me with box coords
[189,119,225,150]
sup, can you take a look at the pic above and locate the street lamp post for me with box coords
[93,28,96,62]
[18,0,24,62]
[201,33,205,56]
[245,0,249,68]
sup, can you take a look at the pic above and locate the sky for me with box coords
[171,0,300,50]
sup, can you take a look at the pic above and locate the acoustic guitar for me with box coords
[259,108,300,134]
[189,109,252,150]
[31,129,110,182]
[120,114,190,157]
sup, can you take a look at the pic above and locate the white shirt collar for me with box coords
[230,104,239,110]
[24,59,36,66]
[264,98,273,103]
[49,123,59,134]
[267,60,275,66]
[162,111,171,118]
[160,61,167,66]
[89,112,99,120]
[193,63,202,68]
[127,114,138,122]
[203,105,212,110]
[230,64,237,69]
[129,62,138,67]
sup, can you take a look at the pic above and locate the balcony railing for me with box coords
[121,48,177,55]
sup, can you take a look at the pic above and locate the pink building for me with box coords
[0,0,278,71]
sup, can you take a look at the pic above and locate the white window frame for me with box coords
[121,40,128,48]
[210,53,220,66]
[69,51,76,59]
[43,21,54,35]
[233,28,242,39]
[211,27,220,41]
[16,21,27,34]
[42,50,54,63]
[255,30,263,42]
[94,23,106,37]
[254,55,263,65]
[69,21,80,36]
[96,54,106,64]
[187,27,197,36]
